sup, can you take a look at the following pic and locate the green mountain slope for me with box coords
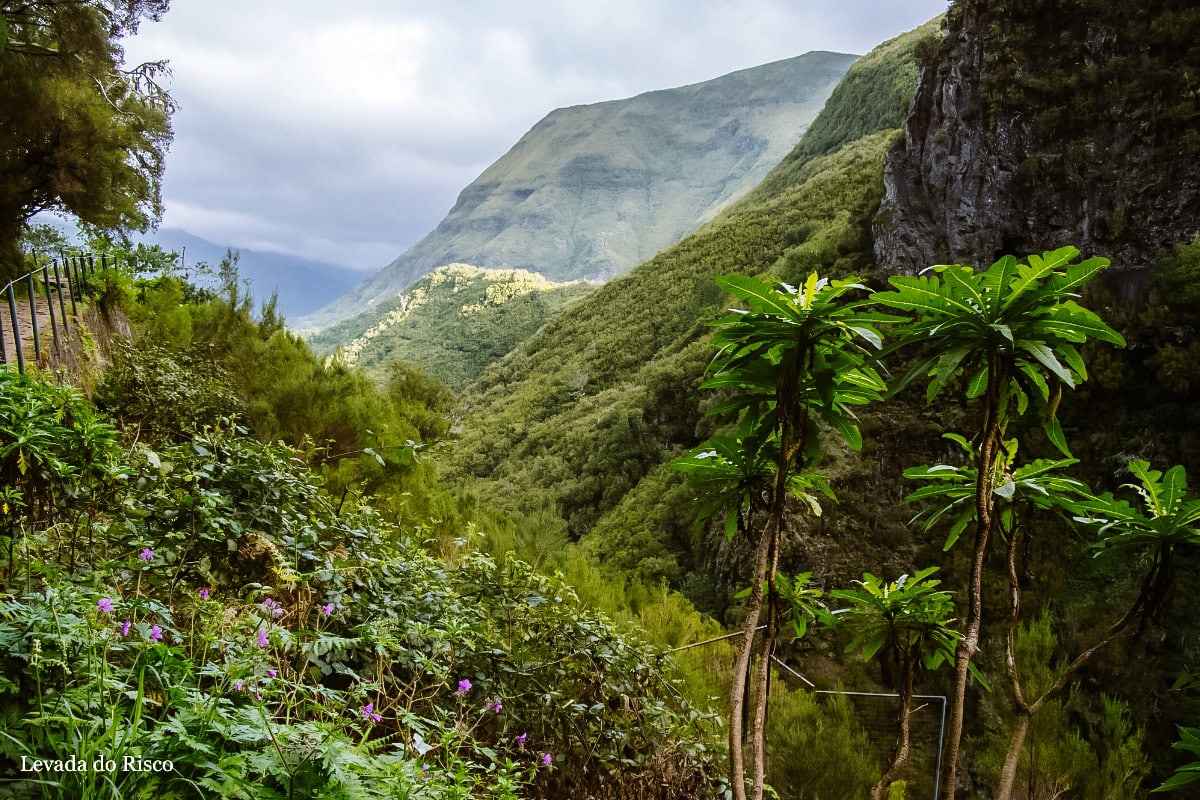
[445,23,940,580]
[296,51,857,332]
[313,264,596,391]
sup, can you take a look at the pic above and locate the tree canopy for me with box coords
[0,0,173,277]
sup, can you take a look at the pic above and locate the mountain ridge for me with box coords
[296,50,858,332]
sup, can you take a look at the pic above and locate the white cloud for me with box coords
[121,0,948,269]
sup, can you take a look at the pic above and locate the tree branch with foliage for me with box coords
[831,567,961,800]
[0,0,174,278]
[875,246,1125,799]
[673,272,894,800]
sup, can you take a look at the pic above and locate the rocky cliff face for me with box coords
[875,0,1200,297]
[297,51,856,331]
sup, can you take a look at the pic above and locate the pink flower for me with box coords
[421,763,429,774]
[199,589,209,600]
[150,625,162,642]
[361,703,381,723]
[97,598,114,613]
[457,679,472,694]
[486,701,503,713]
[139,548,154,562]
[267,669,277,679]
[321,603,334,617]
[257,629,269,648]
[516,733,527,747]
[235,680,244,692]
[121,619,131,637]
[541,753,552,767]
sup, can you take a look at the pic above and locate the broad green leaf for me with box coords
[944,510,972,550]
[1017,361,1051,402]
[968,660,991,691]
[1001,259,1056,311]
[966,364,989,399]
[1043,417,1073,458]
[1161,465,1189,514]
[1047,254,1109,294]
[861,631,887,662]
[1020,342,1075,386]
[848,325,883,350]
[715,274,799,320]
[942,265,986,313]
[982,254,1018,314]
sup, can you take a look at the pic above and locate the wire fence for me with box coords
[673,626,948,799]
[0,251,118,373]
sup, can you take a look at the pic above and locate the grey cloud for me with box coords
[123,0,947,268]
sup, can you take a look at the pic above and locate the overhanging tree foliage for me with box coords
[0,0,173,277]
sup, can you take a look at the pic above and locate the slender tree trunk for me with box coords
[998,524,1032,800]
[729,519,774,800]
[730,349,807,800]
[873,653,916,800]
[997,714,1031,800]
[995,522,1148,800]
[750,524,782,800]
[943,356,1002,800]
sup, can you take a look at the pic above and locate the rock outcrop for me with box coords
[875,0,1200,298]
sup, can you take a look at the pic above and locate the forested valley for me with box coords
[3,2,1200,799]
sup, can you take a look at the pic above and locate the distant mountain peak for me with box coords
[296,50,857,332]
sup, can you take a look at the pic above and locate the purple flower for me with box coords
[421,763,429,774]
[321,603,334,617]
[199,589,210,600]
[121,619,131,637]
[256,629,269,648]
[272,606,283,619]
[361,703,381,723]
[97,598,114,613]
[541,753,552,767]
[267,669,277,679]
[516,733,527,747]
[486,701,503,713]
[235,680,244,692]
[150,625,162,642]
[456,679,472,694]
[139,548,154,562]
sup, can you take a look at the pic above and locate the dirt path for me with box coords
[0,276,79,370]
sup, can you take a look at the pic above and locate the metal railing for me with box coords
[0,251,118,373]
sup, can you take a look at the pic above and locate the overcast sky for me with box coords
[120,1,947,270]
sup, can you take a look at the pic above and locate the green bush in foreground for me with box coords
[0,372,720,799]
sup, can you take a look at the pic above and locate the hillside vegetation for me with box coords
[0,262,721,799]
[308,264,596,391]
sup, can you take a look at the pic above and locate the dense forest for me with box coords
[4,2,1200,799]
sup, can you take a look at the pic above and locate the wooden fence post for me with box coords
[42,264,61,352]
[6,283,24,374]
[53,261,70,332]
[25,270,40,362]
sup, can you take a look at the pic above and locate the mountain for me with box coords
[444,20,942,577]
[295,51,858,332]
[137,228,365,320]
[312,264,596,391]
